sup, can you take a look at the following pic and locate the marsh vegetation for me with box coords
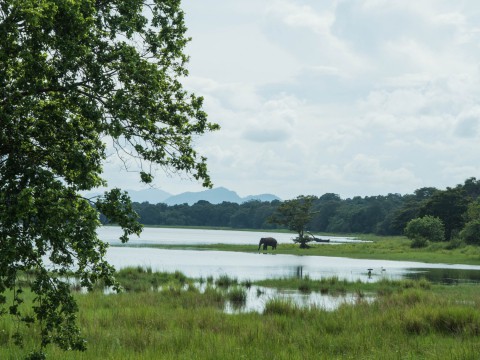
[1,267,480,359]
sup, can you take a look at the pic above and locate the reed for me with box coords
[263,298,301,316]
[215,274,238,288]
[1,273,480,359]
[226,286,247,304]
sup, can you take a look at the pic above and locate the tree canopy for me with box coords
[129,178,480,243]
[0,0,218,356]
[269,195,316,248]
[404,215,445,248]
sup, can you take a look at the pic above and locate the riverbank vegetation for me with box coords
[132,178,480,242]
[1,268,479,359]
[116,234,480,265]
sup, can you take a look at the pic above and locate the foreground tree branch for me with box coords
[0,0,219,357]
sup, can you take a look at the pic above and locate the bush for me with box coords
[445,237,465,250]
[410,237,428,248]
[460,220,480,245]
[405,216,445,244]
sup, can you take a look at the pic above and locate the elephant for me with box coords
[258,237,277,251]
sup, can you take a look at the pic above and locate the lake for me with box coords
[98,226,359,245]
[99,226,480,284]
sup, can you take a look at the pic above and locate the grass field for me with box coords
[1,267,480,359]
[115,234,480,265]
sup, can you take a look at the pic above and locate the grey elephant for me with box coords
[258,237,277,251]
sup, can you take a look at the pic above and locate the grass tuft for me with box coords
[216,274,238,288]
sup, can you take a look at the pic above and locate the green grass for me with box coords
[226,286,247,304]
[2,271,480,359]
[254,276,431,296]
[125,234,480,265]
[215,274,238,288]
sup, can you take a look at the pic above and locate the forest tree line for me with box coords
[132,177,480,238]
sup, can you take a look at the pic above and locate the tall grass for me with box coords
[215,274,238,288]
[226,287,247,304]
[1,273,480,359]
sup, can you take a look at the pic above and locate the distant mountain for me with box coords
[86,187,280,205]
[163,187,281,205]
[163,187,240,205]
[126,188,171,204]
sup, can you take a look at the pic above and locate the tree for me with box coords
[460,199,480,245]
[464,199,480,222]
[420,187,468,240]
[460,220,480,245]
[391,188,436,235]
[404,216,445,248]
[0,0,218,357]
[309,193,341,232]
[269,195,316,248]
[459,177,480,200]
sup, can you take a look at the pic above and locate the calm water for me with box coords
[99,226,480,284]
[98,226,359,245]
[223,285,374,314]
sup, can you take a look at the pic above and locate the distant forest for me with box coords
[132,177,480,237]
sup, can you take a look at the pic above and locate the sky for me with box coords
[103,0,480,200]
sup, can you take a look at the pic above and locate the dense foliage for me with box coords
[0,0,217,357]
[404,216,445,248]
[268,195,316,248]
[133,178,480,243]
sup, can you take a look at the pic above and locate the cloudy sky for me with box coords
[104,0,480,200]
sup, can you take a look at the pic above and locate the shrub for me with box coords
[445,237,465,250]
[405,216,445,246]
[410,237,428,248]
[460,220,480,245]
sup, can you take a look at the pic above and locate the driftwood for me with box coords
[307,231,330,243]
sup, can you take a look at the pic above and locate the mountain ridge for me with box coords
[161,186,281,205]
[86,187,281,205]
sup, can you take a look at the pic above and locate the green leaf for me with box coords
[0,0,217,355]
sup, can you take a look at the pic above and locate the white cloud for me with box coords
[267,0,336,34]
[342,154,421,190]
[454,107,480,138]
[265,0,370,76]
[100,0,480,199]
[184,15,300,84]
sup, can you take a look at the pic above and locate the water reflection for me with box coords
[193,282,373,314]
[405,268,480,284]
[223,286,374,314]
[105,247,480,284]
[295,266,304,279]
[99,226,480,285]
